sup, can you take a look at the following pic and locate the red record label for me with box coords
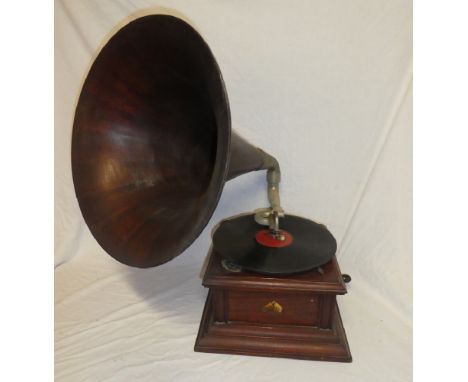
[255,229,293,248]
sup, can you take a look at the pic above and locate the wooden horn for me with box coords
[72,15,281,268]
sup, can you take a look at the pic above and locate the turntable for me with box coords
[72,14,352,362]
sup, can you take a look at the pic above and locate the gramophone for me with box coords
[72,15,352,362]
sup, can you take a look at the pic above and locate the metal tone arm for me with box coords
[226,132,285,235]
[258,149,283,215]
[254,150,285,236]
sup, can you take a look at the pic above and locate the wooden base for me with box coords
[194,251,352,362]
[195,291,351,362]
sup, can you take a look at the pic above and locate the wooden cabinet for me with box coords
[194,251,352,362]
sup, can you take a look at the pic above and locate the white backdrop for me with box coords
[55,1,412,381]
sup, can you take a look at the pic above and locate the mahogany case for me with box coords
[194,250,352,362]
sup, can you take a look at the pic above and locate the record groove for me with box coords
[212,214,337,275]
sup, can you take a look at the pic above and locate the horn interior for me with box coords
[72,15,230,267]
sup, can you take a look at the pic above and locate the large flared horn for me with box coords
[72,15,282,268]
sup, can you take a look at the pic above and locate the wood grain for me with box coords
[195,251,352,362]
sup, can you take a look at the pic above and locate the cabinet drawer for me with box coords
[227,290,319,326]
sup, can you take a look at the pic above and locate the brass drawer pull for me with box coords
[262,300,283,313]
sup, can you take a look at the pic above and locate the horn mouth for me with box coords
[71,15,231,268]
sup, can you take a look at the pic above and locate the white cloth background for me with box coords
[55,1,412,381]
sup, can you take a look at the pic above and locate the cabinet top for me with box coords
[202,251,347,294]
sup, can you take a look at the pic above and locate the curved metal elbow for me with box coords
[258,149,283,215]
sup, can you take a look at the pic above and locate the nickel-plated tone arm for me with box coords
[258,148,283,215]
[226,132,285,235]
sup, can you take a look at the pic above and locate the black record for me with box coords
[212,214,337,275]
